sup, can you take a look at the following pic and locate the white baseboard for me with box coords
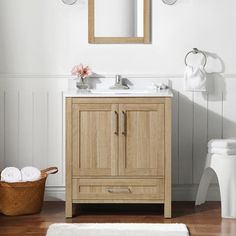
[172,184,220,201]
[44,184,221,202]
[45,186,66,201]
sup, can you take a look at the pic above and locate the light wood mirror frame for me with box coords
[88,0,151,44]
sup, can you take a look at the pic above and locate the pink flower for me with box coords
[71,64,92,78]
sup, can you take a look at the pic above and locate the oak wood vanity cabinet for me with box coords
[66,97,171,218]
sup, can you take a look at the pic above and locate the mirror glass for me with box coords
[94,0,144,37]
[88,0,150,44]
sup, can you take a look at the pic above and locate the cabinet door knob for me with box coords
[122,111,127,136]
[114,111,119,135]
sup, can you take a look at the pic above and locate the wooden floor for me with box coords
[0,202,236,236]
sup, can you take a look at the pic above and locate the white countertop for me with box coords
[63,89,173,98]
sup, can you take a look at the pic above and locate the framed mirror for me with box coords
[88,0,151,44]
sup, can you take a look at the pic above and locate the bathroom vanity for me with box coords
[65,90,172,218]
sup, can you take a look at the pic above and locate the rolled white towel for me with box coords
[1,167,22,183]
[208,148,236,155]
[208,139,236,149]
[21,166,41,182]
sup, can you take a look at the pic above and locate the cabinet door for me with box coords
[119,103,165,177]
[72,103,118,176]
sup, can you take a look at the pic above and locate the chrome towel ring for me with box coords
[162,0,178,5]
[62,0,77,5]
[185,48,207,68]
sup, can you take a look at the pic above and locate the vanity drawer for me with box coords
[72,178,164,200]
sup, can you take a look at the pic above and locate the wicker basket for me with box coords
[0,167,58,216]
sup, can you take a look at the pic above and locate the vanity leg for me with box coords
[164,98,172,219]
[66,98,74,218]
[65,201,72,218]
[164,201,172,218]
[65,202,76,218]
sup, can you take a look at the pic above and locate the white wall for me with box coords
[1,0,236,75]
[0,0,236,201]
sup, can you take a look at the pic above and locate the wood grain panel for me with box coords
[66,98,73,217]
[72,102,118,176]
[67,98,170,217]
[73,199,164,204]
[79,110,112,169]
[164,98,172,218]
[72,178,164,200]
[171,90,179,184]
[119,103,164,177]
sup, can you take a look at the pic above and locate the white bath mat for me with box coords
[46,223,189,236]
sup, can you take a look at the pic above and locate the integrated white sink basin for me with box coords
[90,89,152,94]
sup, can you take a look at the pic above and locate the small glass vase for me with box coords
[76,77,89,91]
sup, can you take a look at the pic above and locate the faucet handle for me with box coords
[153,83,169,91]
[110,75,129,90]
[115,75,122,84]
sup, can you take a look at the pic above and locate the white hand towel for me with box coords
[184,65,207,92]
[21,166,41,182]
[208,148,236,155]
[1,167,22,183]
[208,139,236,149]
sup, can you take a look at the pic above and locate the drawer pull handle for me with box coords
[114,111,119,135]
[122,111,127,136]
[106,188,131,194]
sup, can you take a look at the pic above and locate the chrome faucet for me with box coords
[110,75,129,90]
